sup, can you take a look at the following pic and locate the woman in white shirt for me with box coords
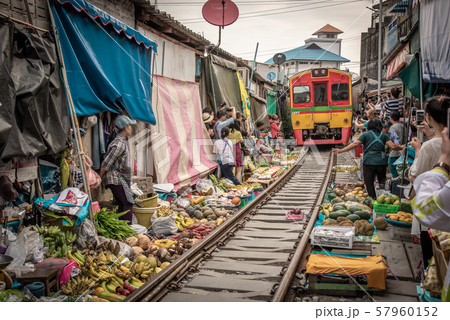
[413,127,450,301]
[409,96,450,268]
[213,127,241,185]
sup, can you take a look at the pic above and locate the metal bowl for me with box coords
[0,254,13,269]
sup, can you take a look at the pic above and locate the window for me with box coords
[331,83,349,101]
[293,86,310,104]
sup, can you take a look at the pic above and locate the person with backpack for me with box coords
[333,119,403,199]
[213,127,241,186]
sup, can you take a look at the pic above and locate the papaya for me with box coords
[329,211,348,220]
[333,204,347,211]
[354,210,371,220]
[347,206,361,214]
[346,214,361,222]
[98,292,126,302]
[90,297,110,302]
[94,287,105,296]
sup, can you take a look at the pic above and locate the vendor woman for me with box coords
[100,115,136,224]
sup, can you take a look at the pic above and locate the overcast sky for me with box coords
[156,0,375,75]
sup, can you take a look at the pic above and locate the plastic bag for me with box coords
[59,260,80,286]
[130,224,148,235]
[74,218,99,249]
[5,226,41,266]
[176,197,191,209]
[5,262,35,278]
[196,179,214,194]
[87,168,101,189]
[151,211,177,235]
[98,236,134,260]
[219,177,235,189]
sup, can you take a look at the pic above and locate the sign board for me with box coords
[267,72,276,80]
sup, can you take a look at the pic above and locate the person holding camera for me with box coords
[408,97,450,262]
[382,87,403,120]
[214,106,237,139]
[354,109,382,130]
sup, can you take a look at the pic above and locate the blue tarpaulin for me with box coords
[50,0,158,124]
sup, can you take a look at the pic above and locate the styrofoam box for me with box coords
[311,225,355,249]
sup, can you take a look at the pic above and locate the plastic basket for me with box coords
[384,217,411,228]
[372,201,399,214]
[133,205,160,228]
[136,193,158,208]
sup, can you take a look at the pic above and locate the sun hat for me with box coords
[115,115,137,130]
[202,112,214,124]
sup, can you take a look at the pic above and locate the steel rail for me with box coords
[272,150,336,301]
[125,148,311,302]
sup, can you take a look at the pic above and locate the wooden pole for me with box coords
[46,0,93,220]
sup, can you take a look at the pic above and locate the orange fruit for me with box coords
[232,197,241,205]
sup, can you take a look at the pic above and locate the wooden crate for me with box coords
[307,274,383,296]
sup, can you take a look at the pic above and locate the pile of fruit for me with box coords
[385,211,413,223]
[184,204,232,225]
[321,203,375,236]
[36,226,77,258]
[374,194,400,206]
[333,165,360,172]
[156,206,175,218]
[175,212,195,231]
[329,184,370,204]
[171,221,217,241]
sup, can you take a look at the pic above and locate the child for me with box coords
[213,127,241,185]
[269,114,282,150]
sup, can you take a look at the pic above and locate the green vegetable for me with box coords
[94,207,138,240]
[399,202,413,214]
[0,289,27,302]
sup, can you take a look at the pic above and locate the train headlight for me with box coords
[295,120,300,126]
[344,118,349,123]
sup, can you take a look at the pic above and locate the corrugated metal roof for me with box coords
[264,43,350,64]
[312,24,344,35]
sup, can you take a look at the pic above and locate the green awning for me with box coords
[202,55,242,113]
[398,57,438,100]
[266,90,277,115]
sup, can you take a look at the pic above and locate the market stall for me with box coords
[0,144,303,302]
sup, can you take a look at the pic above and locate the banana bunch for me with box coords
[175,214,195,231]
[129,255,157,280]
[156,206,174,218]
[154,239,177,248]
[320,203,333,216]
[67,249,85,266]
[37,225,77,258]
[61,275,95,296]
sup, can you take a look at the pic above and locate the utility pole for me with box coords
[377,0,383,98]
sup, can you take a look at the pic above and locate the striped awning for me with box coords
[387,45,410,79]
[150,75,217,190]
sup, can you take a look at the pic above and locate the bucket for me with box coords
[136,193,158,208]
[25,282,45,298]
[133,205,160,228]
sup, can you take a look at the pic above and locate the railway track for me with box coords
[126,147,336,302]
